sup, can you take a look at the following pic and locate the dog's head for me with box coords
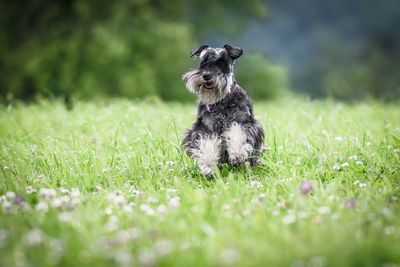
[182,44,243,104]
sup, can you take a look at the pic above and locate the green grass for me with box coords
[0,97,399,266]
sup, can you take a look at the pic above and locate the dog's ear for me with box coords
[223,44,244,60]
[190,45,209,58]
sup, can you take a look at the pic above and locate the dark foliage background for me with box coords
[0,0,399,102]
[0,0,284,102]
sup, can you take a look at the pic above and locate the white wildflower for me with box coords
[219,248,239,265]
[332,164,340,171]
[1,200,13,214]
[384,226,395,235]
[157,163,163,170]
[51,198,63,210]
[276,160,283,165]
[60,187,70,195]
[298,211,307,219]
[258,193,266,200]
[154,240,172,256]
[115,251,132,266]
[272,210,280,216]
[366,142,372,146]
[282,214,296,224]
[356,161,363,166]
[329,195,339,202]
[24,229,44,247]
[132,190,144,199]
[334,136,344,141]
[250,181,263,188]
[105,215,119,232]
[93,186,101,193]
[113,195,127,207]
[341,162,349,169]
[168,197,181,210]
[66,198,79,210]
[166,161,175,167]
[71,188,80,198]
[359,183,367,188]
[6,192,16,200]
[105,206,113,215]
[26,186,36,194]
[58,212,72,223]
[318,206,331,215]
[122,205,133,213]
[166,188,177,198]
[348,155,358,161]
[127,227,142,241]
[140,204,155,216]
[58,195,70,205]
[157,205,168,216]
[394,148,399,153]
[39,188,56,201]
[242,209,251,216]
[250,198,261,206]
[147,197,158,204]
[222,204,231,212]
[35,201,49,213]
[138,249,155,266]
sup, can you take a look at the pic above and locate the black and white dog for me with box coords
[182,44,264,177]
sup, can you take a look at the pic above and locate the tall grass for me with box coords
[0,97,399,266]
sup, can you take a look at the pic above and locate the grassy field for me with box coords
[0,97,399,266]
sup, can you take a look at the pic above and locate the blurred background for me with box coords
[1,0,399,103]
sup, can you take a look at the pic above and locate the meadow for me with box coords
[0,97,399,266]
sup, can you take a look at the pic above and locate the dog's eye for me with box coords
[216,59,229,72]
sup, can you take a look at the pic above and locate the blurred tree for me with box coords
[0,0,274,102]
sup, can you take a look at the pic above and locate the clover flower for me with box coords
[138,248,155,267]
[154,240,172,256]
[219,248,239,265]
[39,188,56,201]
[250,181,263,188]
[168,197,181,210]
[26,186,36,194]
[299,180,313,195]
[6,192,16,200]
[24,229,45,247]
[318,206,331,215]
[140,204,155,216]
[35,202,49,213]
[71,188,80,198]
[282,214,296,224]
[157,205,168,216]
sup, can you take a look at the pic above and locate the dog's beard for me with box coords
[182,70,234,105]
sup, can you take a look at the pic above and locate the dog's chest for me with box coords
[201,103,250,132]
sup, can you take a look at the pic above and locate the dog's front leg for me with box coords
[183,131,222,177]
[224,122,264,166]
[223,123,253,166]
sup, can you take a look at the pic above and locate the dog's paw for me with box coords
[199,164,216,178]
[229,156,246,167]
[250,158,263,166]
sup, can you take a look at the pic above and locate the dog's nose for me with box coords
[202,74,212,81]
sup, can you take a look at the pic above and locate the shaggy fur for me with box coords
[182,44,264,177]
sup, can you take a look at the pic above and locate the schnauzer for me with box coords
[182,44,264,177]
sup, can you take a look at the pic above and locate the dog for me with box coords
[181,44,264,178]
